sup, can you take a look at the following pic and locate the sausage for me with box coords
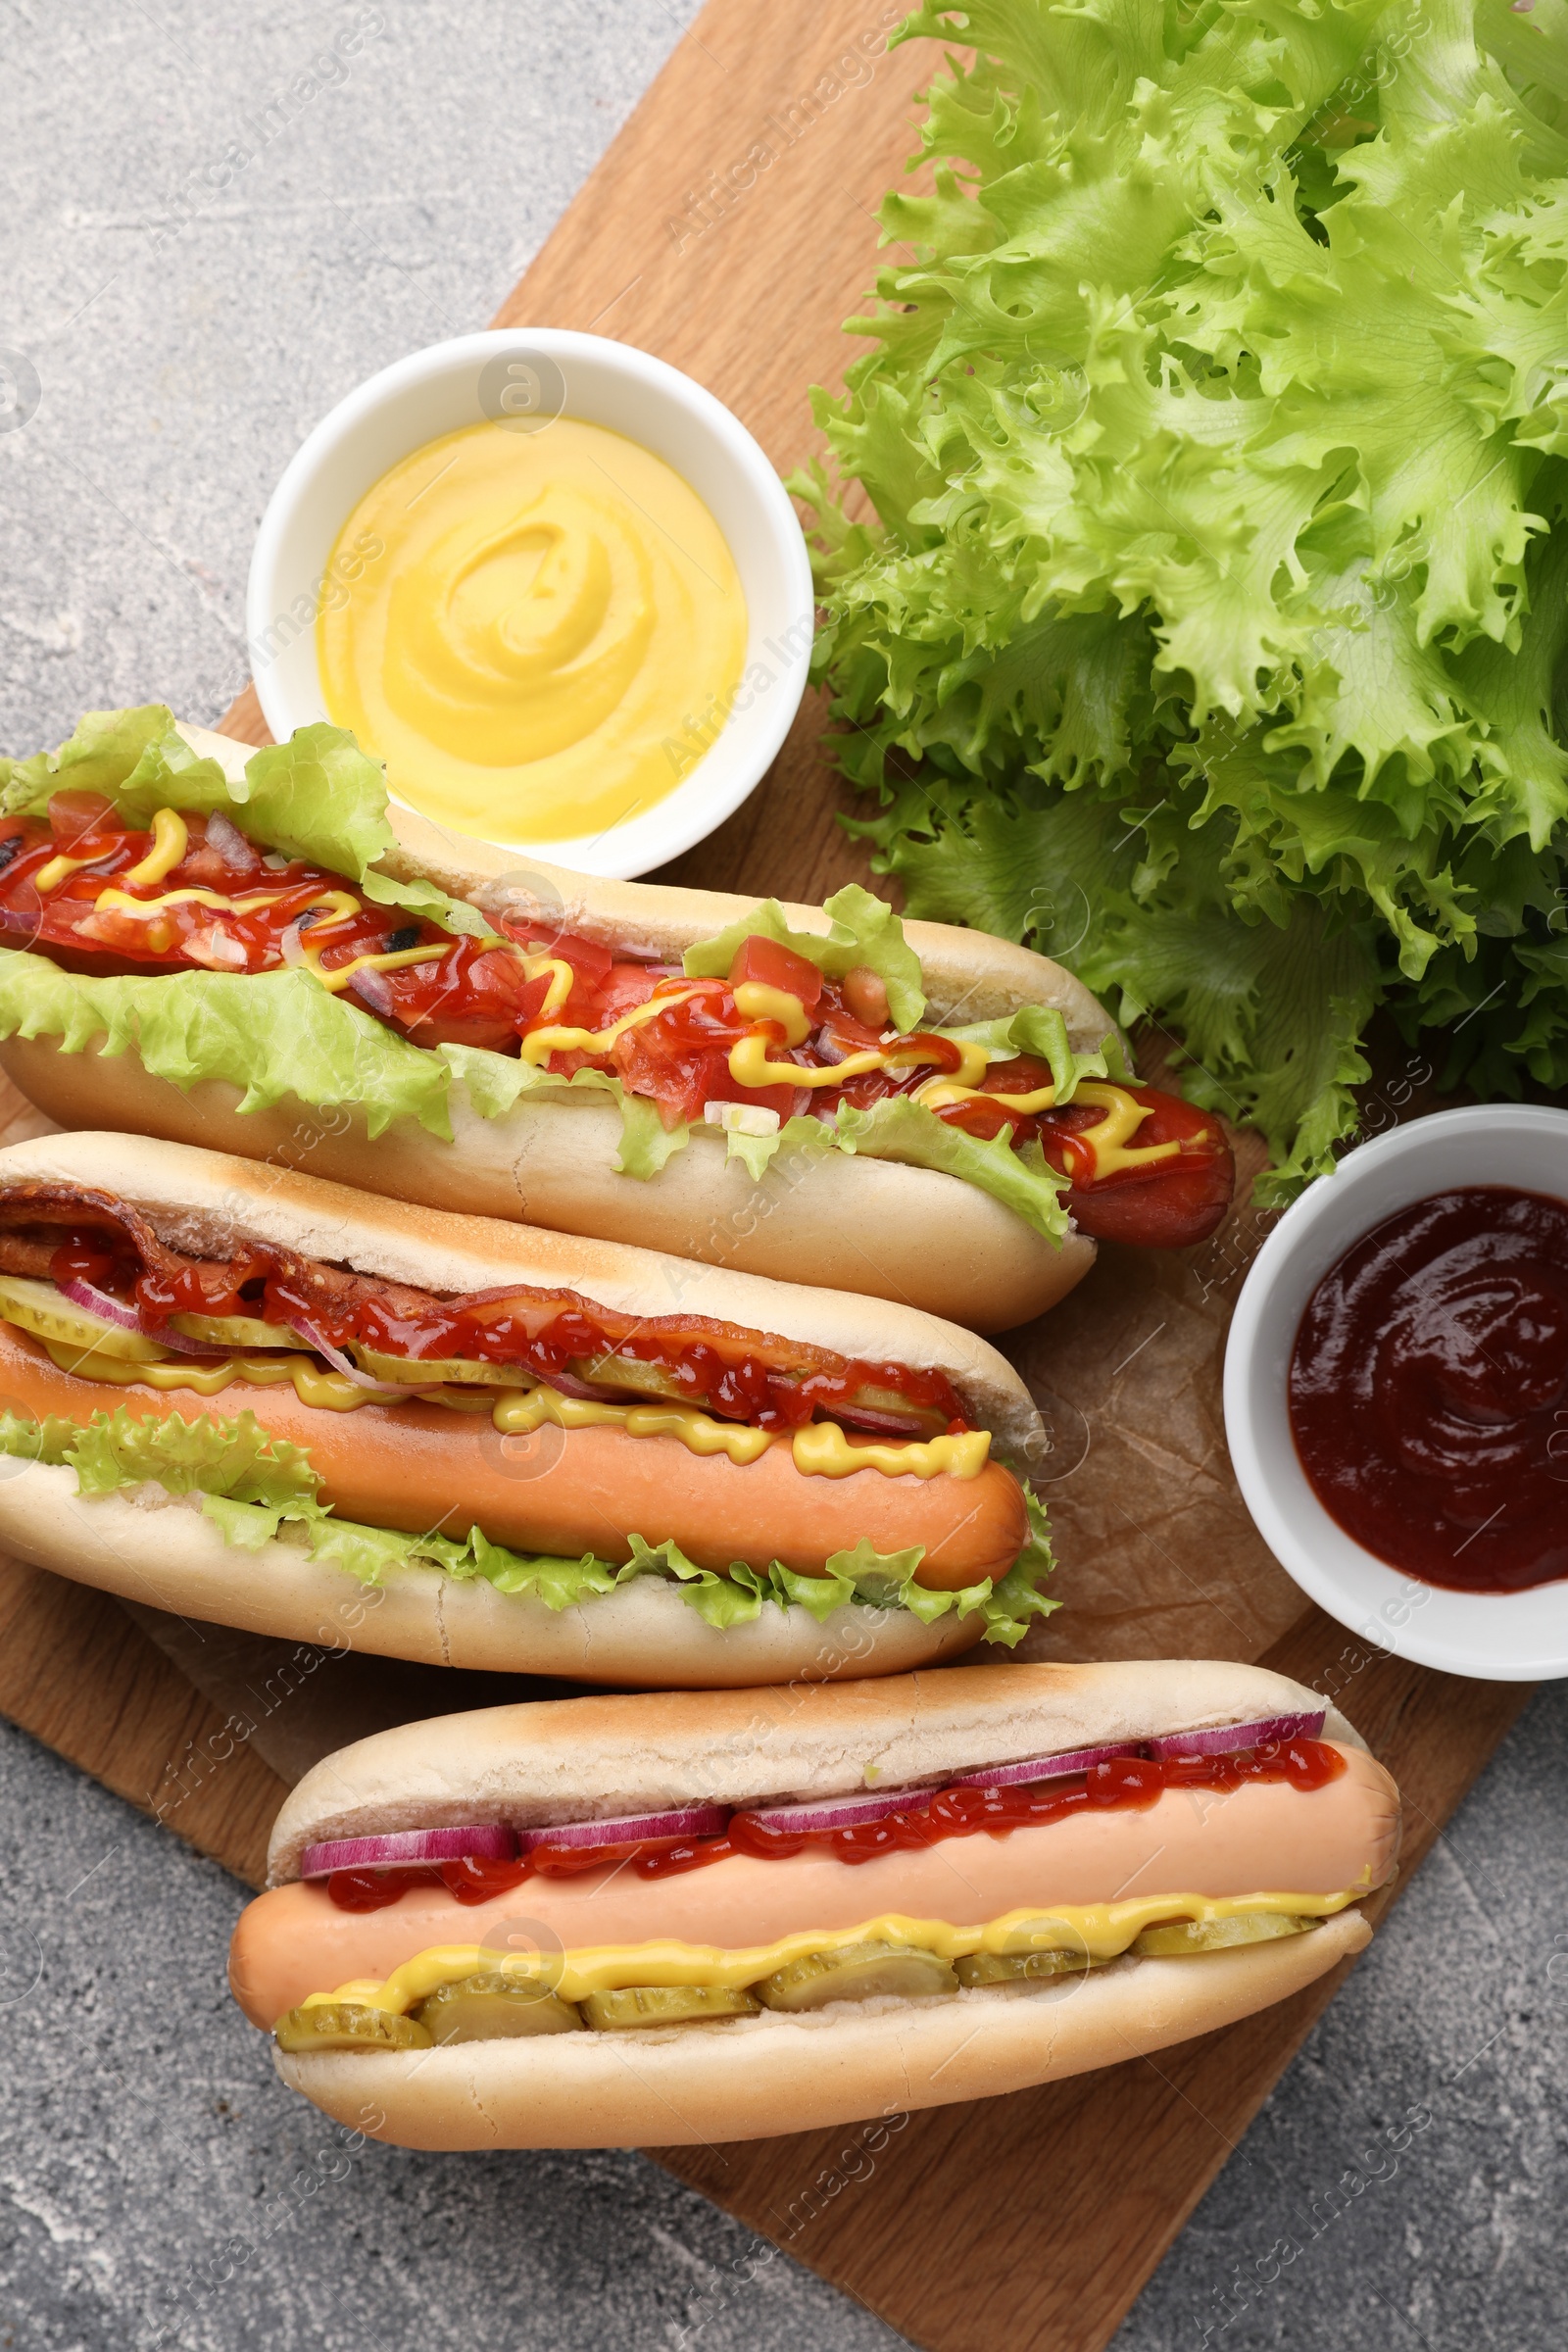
[228,1745,1401,2025]
[0,1324,1029,1584]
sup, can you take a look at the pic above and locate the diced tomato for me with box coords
[613,1026,730,1127]
[588,960,667,1028]
[727,933,824,1010]
[47,790,124,858]
[495,921,613,1024]
[376,940,529,1052]
[173,815,263,888]
[608,985,801,1126]
[814,1003,887,1061]
[544,931,614,1023]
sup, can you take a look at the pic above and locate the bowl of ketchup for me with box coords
[1224,1103,1568,1681]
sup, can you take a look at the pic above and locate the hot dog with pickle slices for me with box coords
[230,1661,1400,2149]
[0,1133,1054,1685]
[0,710,1235,1331]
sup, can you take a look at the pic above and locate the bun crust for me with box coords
[1,723,1110,1335]
[274,1911,1370,2150]
[0,1460,982,1686]
[267,1658,1367,1876]
[0,1129,1043,1454]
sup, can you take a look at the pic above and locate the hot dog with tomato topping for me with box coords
[0,1132,1055,1684]
[0,710,1235,1332]
[229,1660,1401,2149]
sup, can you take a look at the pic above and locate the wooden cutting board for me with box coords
[0,6,1535,2346]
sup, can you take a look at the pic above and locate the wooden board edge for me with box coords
[0,1559,286,1887]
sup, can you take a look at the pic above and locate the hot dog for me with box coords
[0,1132,1053,1685]
[230,1660,1401,2148]
[0,708,1236,1332]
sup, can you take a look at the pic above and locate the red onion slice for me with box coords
[515,1806,728,1853]
[58,1276,141,1332]
[300,1825,517,1879]
[832,1405,934,1438]
[951,1740,1145,1790]
[739,1787,936,1835]
[540,1367,614,1402]
[57,1276,227,1359]
[204,809,258,872]
[282,1312,404,1393]
[1145,1712,1326,1761]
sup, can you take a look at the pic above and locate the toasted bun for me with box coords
[0,1461,981,1685]
[274,1909,1370,2149]
[0,1130,1042,1451]
[0,724,1107,1334]
[267,1658,1366,1880]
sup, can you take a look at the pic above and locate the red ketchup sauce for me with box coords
[1290,1185,1568,1592]
[42,1228,963,1437]
[322,1740,1345,1910]
[0,800,1233,1251]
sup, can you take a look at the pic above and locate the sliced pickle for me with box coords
[413,1973,583,2042]
[844,1383,949,1439]
[273,2002,431,2053]
[1130,1913,1317,1959]
[353,1342,527,1390]
[415,1386,497,1414]
[171,1309,293,1348]
[582,1984,761,2032]
[956,1946,1114,1986]
[569,1352,689,1403]
[0,1274,171,1362]
[756,1941,957,2012]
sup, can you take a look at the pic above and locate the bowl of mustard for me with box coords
[246,329,813,877]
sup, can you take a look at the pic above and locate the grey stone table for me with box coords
[2,8,1564,2348]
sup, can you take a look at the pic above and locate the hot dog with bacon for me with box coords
[0,709,1234,1333]
[229,1660,1401,2149]
[0,1132,1054,1684]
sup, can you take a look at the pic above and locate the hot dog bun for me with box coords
[0,1459,980,1685]
[0,1133,1045,1683]
[251,1662,1391,2147]
[278,1912,1372,2150]
[0,723,1106,1333]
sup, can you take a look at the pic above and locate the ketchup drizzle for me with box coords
[320,1740,1346,1910]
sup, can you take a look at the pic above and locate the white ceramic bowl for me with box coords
[245,328,813,878]
[1224,1103,1568,1681]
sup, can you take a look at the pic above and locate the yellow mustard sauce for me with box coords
[318,417,748,845]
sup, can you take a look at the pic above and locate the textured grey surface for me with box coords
[1,6,1565,2350]
[0,1714,905,2352]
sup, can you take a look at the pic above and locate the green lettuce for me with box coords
[0,707,401,885]
[796,0,1568,1192]
[218,726,394,880]
[835,1092,1070,1241]
[684,882,927,1032]
[358,868,490,940]
[938,1004,1129,1094]
[0,1402,1054,1642]
[0,953,457,1140]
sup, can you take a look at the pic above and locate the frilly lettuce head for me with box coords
[798,0,1568,1195]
